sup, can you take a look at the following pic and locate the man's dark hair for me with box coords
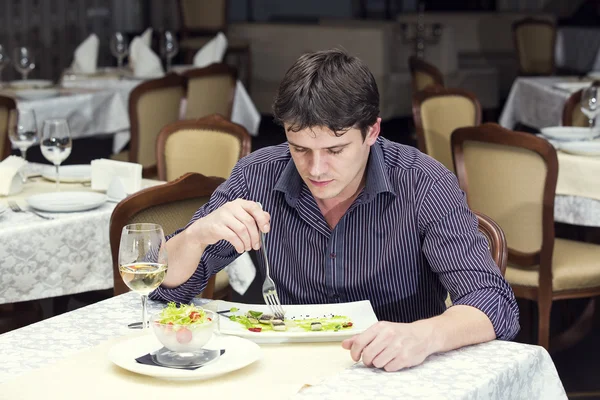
[272,49,380,140]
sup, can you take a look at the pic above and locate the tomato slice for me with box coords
[248,327,262,332]
[176,327,193,343]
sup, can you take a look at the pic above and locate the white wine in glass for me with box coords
[118,223,168,330]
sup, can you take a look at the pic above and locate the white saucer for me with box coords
[9,80,54,89]
[559,141,600,157]
[26,191,106,212]
[16,88,60,100]
[42,165,91,183]
[108,334,261,381]
[540,126,599,142]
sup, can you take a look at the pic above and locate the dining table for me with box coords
[0,291,567,399]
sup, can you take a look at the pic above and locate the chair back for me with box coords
[0,96,17,160]
[451,123,557,273]
[408,56,445,93]
[475,210,508,276]
[109,173,224,296]
[512,18,556,75]
[182,64,237,120]
[413,87,481,172]
[129,73,186,175]
[178,0,227,36]
[157,114,251,181]
[562,89,589,127]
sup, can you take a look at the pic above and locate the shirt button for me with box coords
[330,253,336,259]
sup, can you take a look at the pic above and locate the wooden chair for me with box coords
[452,122,600,350]
[0,96,17,160]
[475,211,508,276]
[562,89,588,127]
[111,73,185,178]
[412,87,481,172]
[512,18,556,76]
[408,56,445,94]
[109,173,232,300]
[157,114,251,182]
[177,0,251,91]
[181,63,237,120]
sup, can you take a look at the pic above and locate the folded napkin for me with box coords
[129,38,164,78]
[224,252,257,295]
[91,158,142,194]
[556,152,600,201]
[193,32,228,67]
[0,156,25,196]
[140,27,153,48]
[231,80,260,137]
[71,34,99,74]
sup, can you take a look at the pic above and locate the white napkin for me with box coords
[224,252,257,295]
[91,158,142,195]
[231,80,260,137]
[0,156,25,196]
[193,32,228,67]
[140,27,152,48]
[71,34,99,74]
[129,38,164,78]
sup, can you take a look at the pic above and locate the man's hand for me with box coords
[186,199,271,253]
[341,321,434,372]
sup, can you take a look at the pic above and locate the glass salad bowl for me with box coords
[150,303,219,368]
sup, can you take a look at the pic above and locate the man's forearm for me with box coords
[161,229,207,288]
[416,305,496,356]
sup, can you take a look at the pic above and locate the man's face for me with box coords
[285,119,380,202]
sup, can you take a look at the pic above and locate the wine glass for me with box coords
[110,32,129,70]
[40,119,72,190]
[118,223,168,330]
[0,45,10,84]
[13,47,35,80]
[581,84,600,134]
[161,30,179,71]
[8,108,39,182]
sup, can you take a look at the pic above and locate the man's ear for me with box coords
[366,117,382,145]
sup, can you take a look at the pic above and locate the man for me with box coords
[150,49,519,372]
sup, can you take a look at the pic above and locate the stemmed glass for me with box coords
[581,84,600,134]
[8,108,39,182]
[0,45,10,84]
[40,119,72,190]
[13,47,35,80]
[161,30,179,71]
[118,223,168,330]
[110,32,129,70]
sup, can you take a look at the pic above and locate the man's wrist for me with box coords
[413,316,444,356]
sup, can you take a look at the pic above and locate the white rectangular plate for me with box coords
[212,300,378,344]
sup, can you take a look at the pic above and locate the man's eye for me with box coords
[293,147,307,153]
[328,148,344,155]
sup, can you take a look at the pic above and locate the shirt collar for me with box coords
[273,138,396,207]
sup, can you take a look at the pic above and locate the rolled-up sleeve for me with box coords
[419,173,520,340]
[149,163,249,304]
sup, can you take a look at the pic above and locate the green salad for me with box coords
[156,302,212,326]
[229,310,353,333]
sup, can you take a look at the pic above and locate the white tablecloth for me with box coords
[0,292,567,399]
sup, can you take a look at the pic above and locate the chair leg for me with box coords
[537,298,552,350]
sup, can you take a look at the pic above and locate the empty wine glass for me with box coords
[13,47,35,80]
[8,108,39,182]
[40,119,72,190]
[110,32,129,69]
[581,84,600,134]
[0,45,10,84]
[161,30,179,71]
[118,223,168,330]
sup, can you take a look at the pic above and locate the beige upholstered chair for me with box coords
[408,56,445,94]
[157,114,251,182]
[181,64,237,120]
[452,122,600,350]
[110,173,231,300]
[111,73,185,177]
[562,89,589,127]
[0,96,17,160]
[512,18,556,76]
[412,87,481,172]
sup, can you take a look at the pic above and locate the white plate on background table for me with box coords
[540,127,599,142]
[552,82,593,93]
[558,141,600,157]
[217,300,378,344]
[41,164,91,183]
[8,79,54,89]
[26,191,106,212]
[15,88,60,100]
[108,334,260,381]
[587,72,600,80]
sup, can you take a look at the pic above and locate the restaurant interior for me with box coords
[1,0,600,398]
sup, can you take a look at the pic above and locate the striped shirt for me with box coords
[150,137,520,340]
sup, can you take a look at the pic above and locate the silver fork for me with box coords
[259,231,285,319]
[8,201,53,220]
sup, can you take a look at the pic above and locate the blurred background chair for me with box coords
[412,87,481,172]
[0,95,17,160]
[512,18,556,76]
[156,114,251,181]
[182,63,237,120]
[408,56,445,94]
[111,73,185,178]
[452,122,600,350]
[562,89,588,127]
[109,172,232,300]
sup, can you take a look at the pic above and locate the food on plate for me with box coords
[152,302,216,352]
[310,322,322,331]
[228,309,354,333]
